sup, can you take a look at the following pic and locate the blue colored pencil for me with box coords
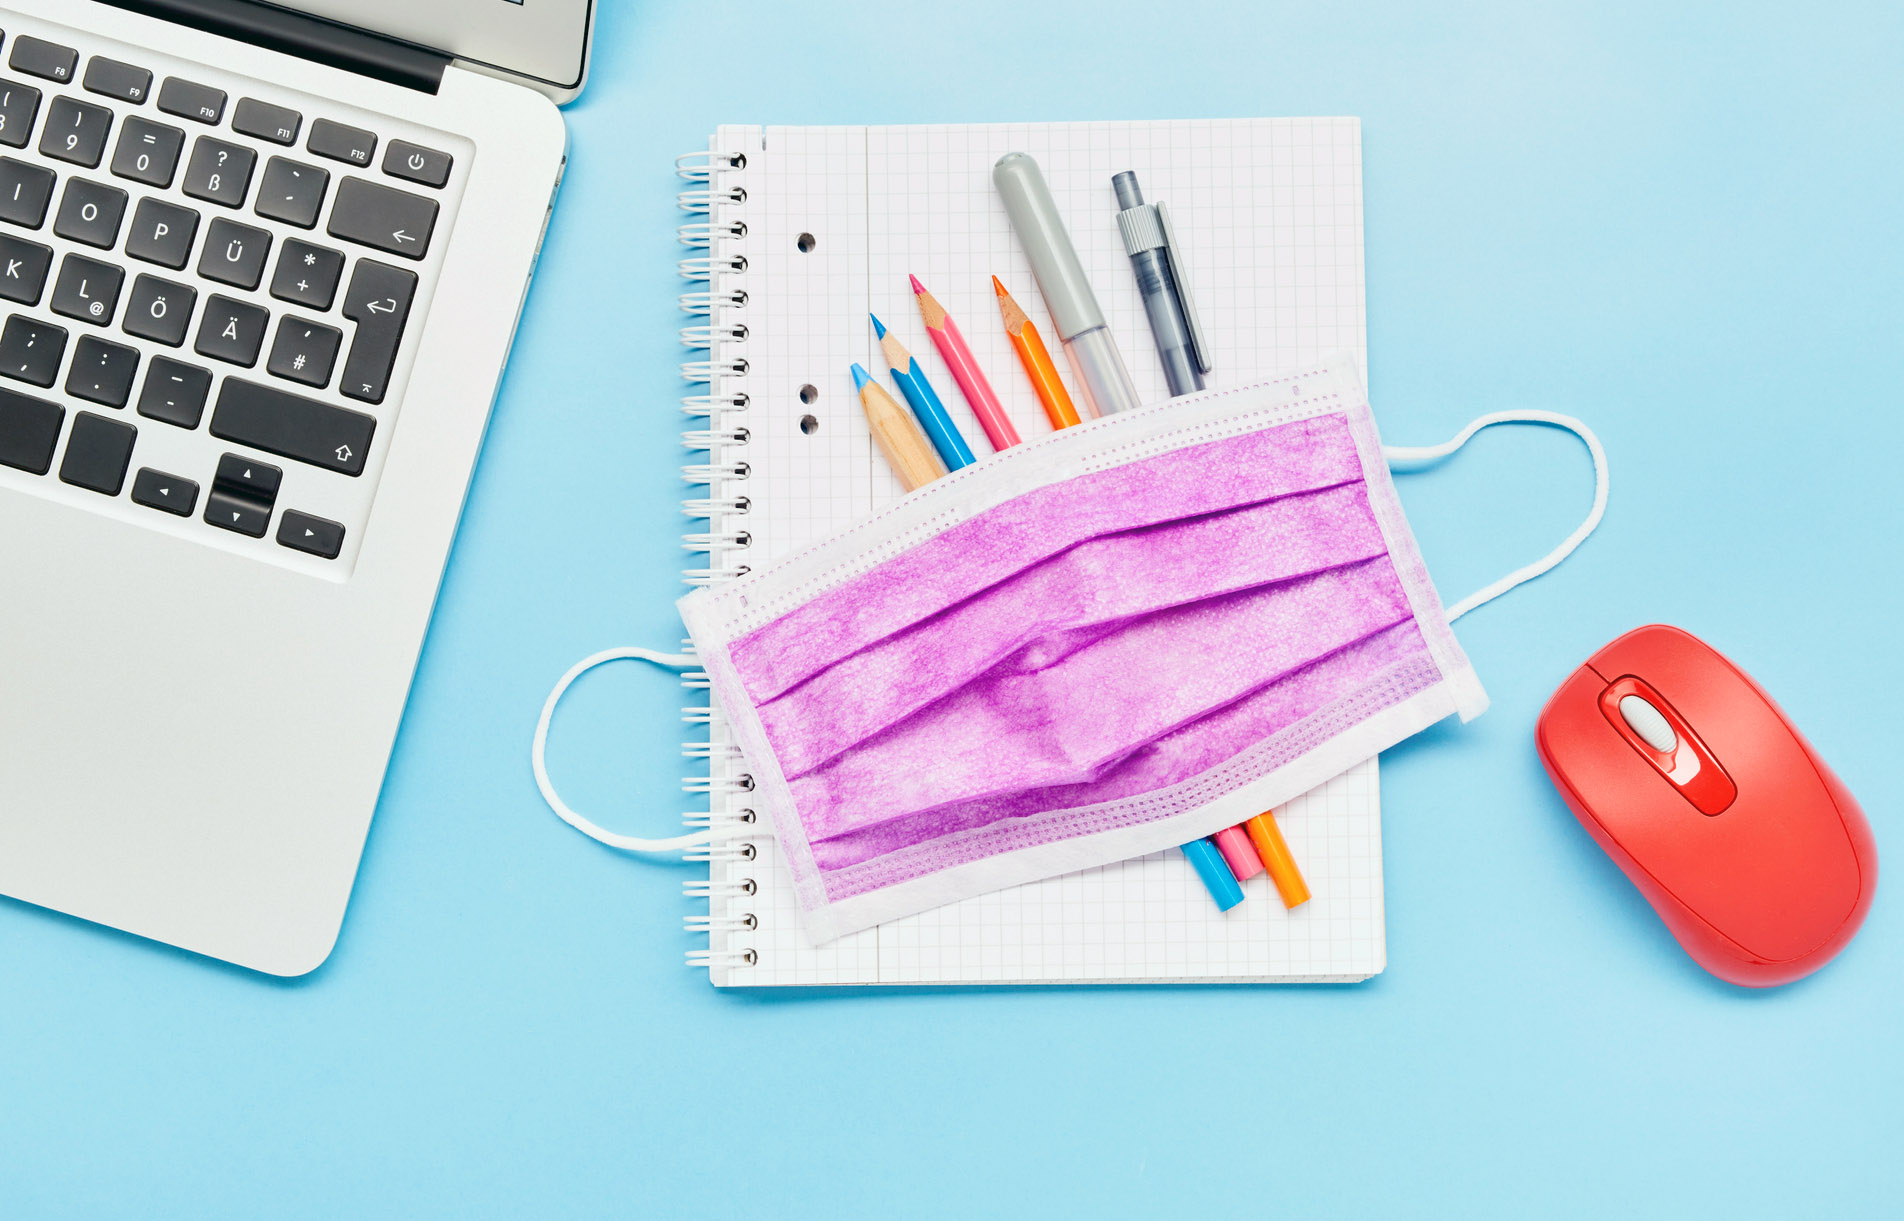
[872,313,976,471]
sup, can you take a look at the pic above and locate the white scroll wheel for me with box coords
[1618,695,1678,753]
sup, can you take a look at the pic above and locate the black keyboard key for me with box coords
[84,56,152,104]
[205,487,271,537]
[126,197,198,269]
[52,178,128,248]
[131,467,197,515]
[277,509,344,559]
[266,317,341,388]
[136,356,212,428]
[10,36,77,85]
[0,80,41,149]
[111,116,184,187]
[194,293,268,365]
[50,253,123,325]
[39,96,112,168]
[58,411,135,494]
[340,258,417,403]
[0,233,51,304]
[0,156,54,227]
[182,136,254,208]
[233,98,300,145]
[210,377,374,476]
[255,156,327,228]
[0,384,63,473]
[328,176,436,259]
[65,335,139,407]
[382,140,452,189]
[0,315,66,386]
[198,217,271,289]
[215,452,281,501]
[307,118,375,168]
[270,239,345,311]
[157,77,225,125]
[123,273,195,346]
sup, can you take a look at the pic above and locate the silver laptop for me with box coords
[0,0,582,974]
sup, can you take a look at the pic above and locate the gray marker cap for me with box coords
[993,152,1106,342]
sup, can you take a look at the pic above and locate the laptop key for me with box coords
[111,116,185,188]
[0,314,66,386]
[183,136,255,208]
[266,317,341,388]
[10,36,77,85]
[340,258,417,403]
[307,118,376,168]
[84,56,152,104]
[131,467,198,515]
[157,76,225,125]
[65,335,139,407]
[58,411,136,495]
[328,177,437,259]
[0,80,41,149]
[199,217,271,289]
[214,453,282,503]
[40,97,112,168]
[0,156,55,227]
[195,294,269,366]
[123,273,196,347]
[126,197,199,269]
[136,356,212,428]
[255,156,327,228]
[205,487,271,537]
[382,140,452,189]
[51,254,123,325]
[210,377,374,476]
[233,98,301,146]
[277,509,344,559]
[270,239,345,310]
[0,384,63,473]
[52,178,128,248]
[0,234,51,304]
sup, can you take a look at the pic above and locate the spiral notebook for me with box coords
[675,118,1380,985]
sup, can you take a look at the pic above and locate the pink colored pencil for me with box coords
[910,274,1021,451]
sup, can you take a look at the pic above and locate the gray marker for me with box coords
[1112,171,1209,397]
[993,152,1143,417]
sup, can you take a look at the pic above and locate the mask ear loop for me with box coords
[532,646,713,852]
[1383,411,1608,621]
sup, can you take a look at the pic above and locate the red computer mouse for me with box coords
[1536,625,1876,986]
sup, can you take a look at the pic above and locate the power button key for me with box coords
[382,140,452,189]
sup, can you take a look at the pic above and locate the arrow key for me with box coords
[131,467,199,516]
[255,156,329,229]
[327,176,437,260]
[205,487,271,537]
[277,509,345,559]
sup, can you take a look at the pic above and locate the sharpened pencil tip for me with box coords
[869,313,887,339]
[991,275,1007,297]
[850,363,872,391]
[908,273,926,294]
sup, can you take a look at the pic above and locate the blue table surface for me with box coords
[7,2,1902,1215]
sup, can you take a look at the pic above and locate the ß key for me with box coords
[40,96,113,168]
[183,137,256,208]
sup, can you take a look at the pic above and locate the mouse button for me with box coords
[1598,678,1739,816]
[1588,624,1709,687]
[1617,695,1676,752]
[1689,784,1861,962]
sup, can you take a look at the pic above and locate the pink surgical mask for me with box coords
[535,358,1606,943]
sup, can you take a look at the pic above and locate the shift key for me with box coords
[210,377,375,476]
[340,258,416,404]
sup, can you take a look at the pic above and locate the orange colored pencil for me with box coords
[992,275,1081,430]
[1245,810,1311,909]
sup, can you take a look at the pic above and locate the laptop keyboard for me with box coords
[0,13,470,573]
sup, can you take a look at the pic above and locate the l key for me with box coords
[340,258,416,404]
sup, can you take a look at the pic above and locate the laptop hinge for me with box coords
[96,0,449,94]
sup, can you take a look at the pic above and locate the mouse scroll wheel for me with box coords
[1618,694,1678,753]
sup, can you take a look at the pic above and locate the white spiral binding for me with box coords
[678,141,758,974]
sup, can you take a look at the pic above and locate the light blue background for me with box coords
[5,1,1901,1215]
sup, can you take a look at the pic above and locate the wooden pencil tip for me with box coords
[908,273,926,294]
[991,275,1007,296]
